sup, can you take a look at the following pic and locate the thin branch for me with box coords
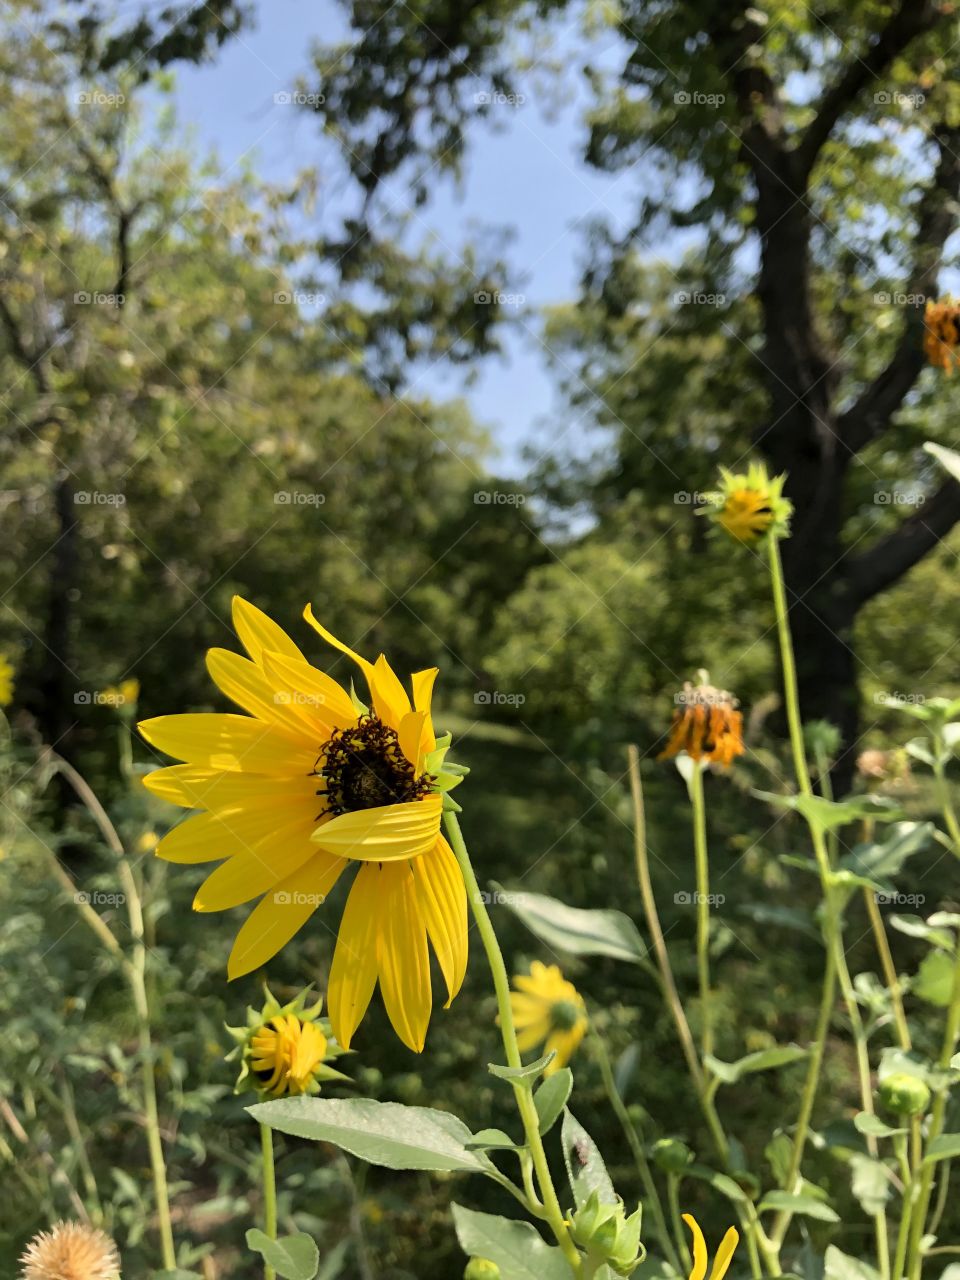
[847,475,960,605]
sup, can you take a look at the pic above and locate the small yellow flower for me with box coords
[683,1213,739,1280]
[509,960,588,1075]
[660,680,744,768]
[135,830,158,853]
[226,986,348,1098]
[19,1221,121,1280]
[100,679,140,710]
[0,653,15,707]
[924,298,960,375]
[700,463,792,543]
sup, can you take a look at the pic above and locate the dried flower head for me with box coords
[19,1221,120,1280]
[660,680,745,767]
[924,299,960,375]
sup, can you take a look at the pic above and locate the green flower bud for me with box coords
[878,1073,930,1117]
[652,1137,694,1174]
[464,1259,501,1280]
[570,1190,644,1275]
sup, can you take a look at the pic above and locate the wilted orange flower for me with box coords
[19,1221,120,1280]
[660,681,744,767]
[924,299,960,374]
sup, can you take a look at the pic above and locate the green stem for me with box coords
[444,811,583,1274]
[590,1029,680,1274]
[667,1174,692,1273]
[893,1134,914,1280]
[689,764,714,1059]
[261,1123,277,1280]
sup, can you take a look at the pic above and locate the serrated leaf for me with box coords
[452,1204,575,1280]
[494,884,647,964]
[489,1051,556,1083]
[758,1191,840,1222]
[705,1045,807,1084]
[535,1068,573,1135]
[246,1230,319,1280]
[562,1109,616,1208]
[248,1097,487,1173]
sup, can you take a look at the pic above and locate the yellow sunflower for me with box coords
[700,463,792,543]
[659,680,744,768]
[139,597,468,1053]
[683,1213,739,1280]
[509,960,587,1074]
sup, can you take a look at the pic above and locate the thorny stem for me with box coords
[443,810,583,1274]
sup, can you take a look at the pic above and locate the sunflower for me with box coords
[509,960,587,1074]
[924,298,960,374]
[19,1221,121,1280]
[659,680,744,768]
[226,986,348,1097]
[683,1214,738,1280]
[139,597,468,1052]
[700,463,792,543]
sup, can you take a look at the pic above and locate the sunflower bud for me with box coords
[225,986,349,1097]
[569,1191,644,1276]
[878,1073,930,1117]
[700,462,792,543]
[652,1137,694,1174]
[464,1259,501,1279]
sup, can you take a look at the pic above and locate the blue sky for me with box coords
[163,0,642,474]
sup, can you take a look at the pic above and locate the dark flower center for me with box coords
[317,715,431,815]
[550,999,582,1032]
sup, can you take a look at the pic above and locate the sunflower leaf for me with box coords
[493,884,648,964]
[754,790,903,834]
[562,1109,616,1208]
[248,1097,487,1173]
[923,1134,960,1165]
[705,1046,807,1084]
[535,1068,573,1135]
[489,1051,556,1084]
[452,1204,576,1280]
[245,1230,319,1280]
[757,1191,840,1222]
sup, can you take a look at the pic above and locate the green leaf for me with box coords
[685,1163,748,1205]
[466,1128,525,1152]
[535,1068,573,1135]
[246,1231,319,1280]
[562,1109,616,1208]
[489,1051,556,1083]
[924,1134,960,1165]
[248,1097,487,1173]
[824,1246,882,1280]
[889,916,955,950]
[494,883,647,964]
[914,951,957,1007]
[840,822,934,883]
[854,1113,906,1139]
[316,1239,350,1280]
[850,1155,891,1215]
[452,1204,576,1280]
[754,790,903,834]
[757,1191,840,1222]
[705,1046,807,1084]
[924,440,960,485]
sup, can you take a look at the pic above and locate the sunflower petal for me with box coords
[411,836,467,1006]
[411,667,438,753]
[710,1229,740,1280]
[260,649,357,731]
[143,765,317,812]
[312,794,442,862]
[397,709,427,773]
[328,864,381,1049]
[157,801,319,865]
[377,862,431,1052]
[206,648,316,739]
[369,654,412,729]
[193,818,320,911]
[139,714,318,775]
[302,604,374,678]
[683,1215,708,1280]
[227,851,345,979]
[232,596,304,666]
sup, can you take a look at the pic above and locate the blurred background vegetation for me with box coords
[3,0,960,1275]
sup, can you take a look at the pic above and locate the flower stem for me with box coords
[589,1028,680,1274]
[443,811,583,1274]
[261,1122,278,1280]
[689,764,714,1059]
[667,1173,692,1272]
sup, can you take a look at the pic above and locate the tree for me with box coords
[304,0,960,772]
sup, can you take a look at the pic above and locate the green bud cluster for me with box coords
[569,1190,644,1276]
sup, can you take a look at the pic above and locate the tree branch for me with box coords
[838,125,960,453]
[794,0,948,181]
[848,475,960,604]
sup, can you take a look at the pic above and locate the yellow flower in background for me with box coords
[700,463,791,543]
[509,960,587,1074]
[140,597,468,1053]
[683,1213,739,1280]
[660,679,744,768]
[0,653,15,707]
[19,1220,121,1279]
[924,298,960,374]
[100,678,139,710]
